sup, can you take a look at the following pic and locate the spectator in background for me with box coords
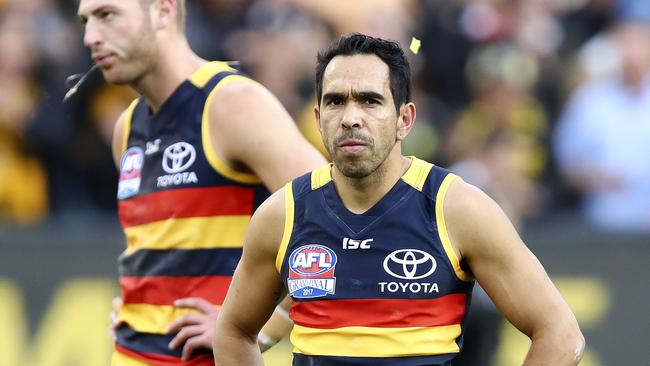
[559,0,616,61]
[446,42,546,229]
[224,1,333,117]
[554,0,650,233]
[0,12,48,224]
[221,1,335,160]
[184,0,253,61]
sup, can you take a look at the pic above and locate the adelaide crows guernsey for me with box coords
[277,157,475,366]
[114,62,270,365]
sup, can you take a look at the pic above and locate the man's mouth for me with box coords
[93,53,115,68]
[338,139,368,154]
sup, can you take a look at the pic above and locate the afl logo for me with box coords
[383,249,436,280]
[162,142,196,174]
[118,147,144,200]
[119,147,144,180]
[289,245,337,277]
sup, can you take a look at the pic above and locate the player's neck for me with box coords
[133,38,205,114]
[332,148,411,214]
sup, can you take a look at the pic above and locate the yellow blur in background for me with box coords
[0,276,610,366]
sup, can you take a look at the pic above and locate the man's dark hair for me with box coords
[316,33,411,112]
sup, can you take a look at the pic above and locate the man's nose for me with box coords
[83,18,102,49]
[340,104,364,129]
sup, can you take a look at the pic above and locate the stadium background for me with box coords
[1,0,649,365]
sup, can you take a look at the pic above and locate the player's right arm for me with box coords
[213,188,287,365]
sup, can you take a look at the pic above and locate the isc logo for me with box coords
[343,237,373,249]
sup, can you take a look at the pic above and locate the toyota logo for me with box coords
[383,249,436,280]
[162,142,196,174]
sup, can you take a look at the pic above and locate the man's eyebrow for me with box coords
[353,91,385,101]
[78,5,112,23]
[322,92,346,102]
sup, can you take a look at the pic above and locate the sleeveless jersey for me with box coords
[277,157,475,366]
[114,62,270,365]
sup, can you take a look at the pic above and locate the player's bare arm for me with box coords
[444,178,585,365]
[213,188,288,365]
[209,79,327,192]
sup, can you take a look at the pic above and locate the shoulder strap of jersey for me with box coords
[430,168,474,282]
[275,181,295,272]
[120,98,140,155]
[310,164,333,190]
[189,61,238,89]
[199,62,264,184]
[401,156,434,192]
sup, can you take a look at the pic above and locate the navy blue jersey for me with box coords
[114,61,270,366]
[277,157,475,366]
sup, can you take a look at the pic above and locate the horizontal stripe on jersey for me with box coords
[115,329,212,362]
[123,216,250,254]
[120,275,232,305]
[119,248,242,277]
[291,294,466,329]
[118,303,217,334]
[119,186,255,228]
[291,323,461,357]
[292,353,455,366]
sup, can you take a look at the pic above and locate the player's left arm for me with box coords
[213,188,288,365]
[444,178,585,365]
[209,79,327,192]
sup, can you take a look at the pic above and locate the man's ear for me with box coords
[314,105,322,133]
[152,0,177,31]
[396,102,416,141]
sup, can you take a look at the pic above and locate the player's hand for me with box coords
[109,296,124,342]
[166,297,219,361]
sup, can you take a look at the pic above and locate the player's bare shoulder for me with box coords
[443,175,527,268]
[214,76,267,99]
[442,177,506,256]
[209,78,277,128]
[444,177,492,219]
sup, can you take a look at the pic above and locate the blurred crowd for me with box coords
[1,0,649,233]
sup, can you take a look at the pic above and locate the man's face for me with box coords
[78,0,157,84]
[317,54,400,179]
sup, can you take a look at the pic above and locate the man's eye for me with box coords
[328,98,343,106]
[100,11,115,20]
[364,99,378,104]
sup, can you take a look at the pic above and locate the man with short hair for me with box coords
[213,33,584,366]
[77,0,325,364]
